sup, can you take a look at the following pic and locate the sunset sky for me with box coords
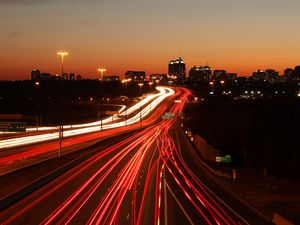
[0,0,300,80]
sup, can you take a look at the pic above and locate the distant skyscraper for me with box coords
[189,65,211,82]
[125,71,146,82]
[31,69,41,80]
[168,57,186,82]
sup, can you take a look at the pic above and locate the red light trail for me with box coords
[0,87,249,225]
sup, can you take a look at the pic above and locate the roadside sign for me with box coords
[216,155,232,163]
[0,122,26,132]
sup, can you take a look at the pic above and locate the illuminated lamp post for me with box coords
[148,81,153,113]
[149,81,153,89]
[220,80,225,95]
[57,51,68,158]
[138,83,144,128]
[98,68,106,81]
[35,81,40,130]
[98,68,106,130]
[57,51,69,76]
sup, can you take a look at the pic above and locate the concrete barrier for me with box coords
[193,135,219,162]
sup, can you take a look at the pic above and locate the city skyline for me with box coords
[1,0,300,80]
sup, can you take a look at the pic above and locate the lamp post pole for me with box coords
[148,82,153,113]
[57,51,68,158]
[138,83,143,128]
[98,68,106,131]
[34,81,40,130]
[57,51,69,76]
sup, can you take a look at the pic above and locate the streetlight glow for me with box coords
[57,51,69,76]
[98,68,106,80]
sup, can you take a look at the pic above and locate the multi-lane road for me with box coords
[0,87,269,224]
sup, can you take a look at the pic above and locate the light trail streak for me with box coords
[0,87,174,149]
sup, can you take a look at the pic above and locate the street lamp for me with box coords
[138,83,144,96]
[138,83,144,128]
[57,51,69,76]
[149,81,153,90]
[98,68,106,130]
[34,81,40,130]
[57,51,68,158]
[98,68,106,81]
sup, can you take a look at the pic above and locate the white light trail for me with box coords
[0,87,174,149]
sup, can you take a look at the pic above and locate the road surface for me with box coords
[0,87,268,224]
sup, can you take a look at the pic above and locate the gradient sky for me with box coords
[0,0,300,80]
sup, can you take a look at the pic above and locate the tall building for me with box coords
[31,69,41,80]
[125,71,146,82]
[189,65,211,82]
[168,57,186,82]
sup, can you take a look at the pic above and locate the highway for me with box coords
[0,87,177,176]
[0,87,267,224]
[0,87,174,149]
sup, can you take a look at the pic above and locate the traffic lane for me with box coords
[165,129,247,225]
[164,156,229,225]
[171,123,271,225]
[164,173,209,225]
[0,129,149,225]
[79,126,164,224]
[116,139,161,225]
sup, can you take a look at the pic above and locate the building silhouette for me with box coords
[168,57,186,83]
[31,69,41,80]
[189,65,211,82]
